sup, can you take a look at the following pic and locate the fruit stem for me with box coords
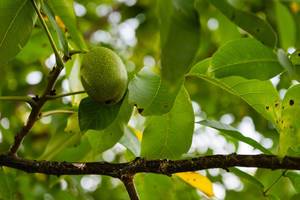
[31,0,64,69]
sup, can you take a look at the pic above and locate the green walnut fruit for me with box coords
[80,47,128,104]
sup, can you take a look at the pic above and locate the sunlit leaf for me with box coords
[175,172,214,197]
[275,2,296,49]
[285,172,300,193]
[199,120,272,154]
[141,87,194,159]
[278,84,300,157]
[189,67,280,124]
[210,38,283,80]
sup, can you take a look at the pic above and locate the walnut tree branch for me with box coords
[1,154,300,177]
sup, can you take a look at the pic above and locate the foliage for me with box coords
[1,0,300,199]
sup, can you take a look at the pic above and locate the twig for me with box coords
[0,96,35,106]
[31,0,64,68]
[9,0,66,155]
[121,175,140,200]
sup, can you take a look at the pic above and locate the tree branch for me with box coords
[1,154,300,177]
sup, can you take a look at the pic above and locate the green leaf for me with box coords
[207,0,277,48]
[136,174,175,200]
[189,66,280,124]
[278,84,300,157]
[42,1,69,55]
[78,97,122,132]
[230,167,264,190]
[0,170,16,200]
[0,0,36,63]
[15,29,52,63]
[141,87,194,159]
[277,49,295,78]
[160,0,200,84]
[48,0,86,49]
[39,114,82,160]
[210,38,283,80]
[86,95,133,154]
[275,2,296,49]
[285,172,300,193]
[199,119,272,154]
[128,67,182,115]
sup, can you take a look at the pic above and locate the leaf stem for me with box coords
[39,110,76,118]
[46,91,86,100]
[0,96,35,105]
[30,0,64,68]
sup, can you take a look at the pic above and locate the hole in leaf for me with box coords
[137,108,144,114]
[289,99,294,106]
[231,13,236,20]
[275,103,279,107]
[105,100,113,104]
[265,106,269,110]
[298,53,300,57]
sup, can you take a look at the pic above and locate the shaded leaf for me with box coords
[141,87,194,159]
[199,120,272,154]
[42,2,69,55]
[48,0,86,49]
[78,97,122,132]
[230,167,264,190]
[0,0,36,63]
[86,95,133,154]
[39,114,82,160]
[207,0,277,47]
[0,170,16,200]
[160,0,200,84]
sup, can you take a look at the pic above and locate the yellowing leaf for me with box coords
[129,125,143,141]
[55,16,66,31]
[175,172,214,197]
[290,2,300,13]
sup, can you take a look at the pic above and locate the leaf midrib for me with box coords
[0,0,28,49]
[210,59,278,73]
